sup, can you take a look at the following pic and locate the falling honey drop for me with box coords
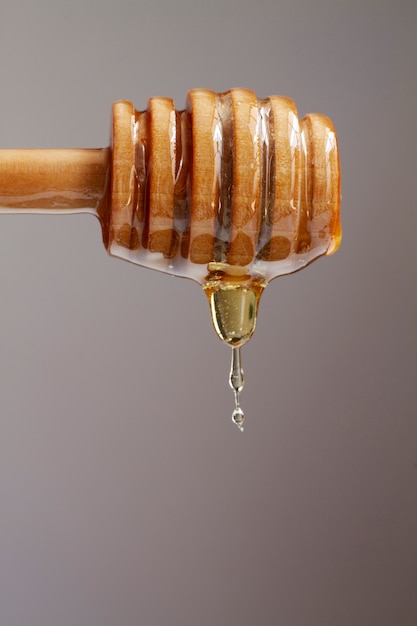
[203,263,265,430]
[230,347,245,432]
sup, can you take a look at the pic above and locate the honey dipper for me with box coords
[0,88,341,430]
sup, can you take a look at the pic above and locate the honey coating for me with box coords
[227,89,262,267]
[106,88,341,286]
[187,89,217,264]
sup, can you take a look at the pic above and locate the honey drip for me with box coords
[203,262,265,429]
[230,347,245,432]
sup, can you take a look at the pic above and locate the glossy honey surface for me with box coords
[107,88,341,285]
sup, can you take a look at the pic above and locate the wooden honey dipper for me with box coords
[0,88,341,430]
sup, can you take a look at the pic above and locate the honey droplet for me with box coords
[230,347,245,432]
[203,265,265,347]
[232,407,245,432]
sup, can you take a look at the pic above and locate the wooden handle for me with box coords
[0,149,109,212]
[0,89,341,284]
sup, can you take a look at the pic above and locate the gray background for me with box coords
[0,1,416,625]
